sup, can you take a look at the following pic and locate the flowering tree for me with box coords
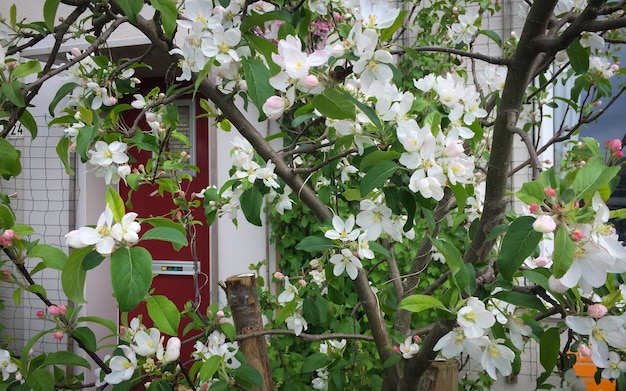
[2,0,626,390]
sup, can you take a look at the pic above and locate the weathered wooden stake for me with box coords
[416,360,458,391]
[225,273,274,391]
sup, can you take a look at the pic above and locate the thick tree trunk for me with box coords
[225,273,274,391]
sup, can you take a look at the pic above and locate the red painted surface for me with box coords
[120,78,211,361]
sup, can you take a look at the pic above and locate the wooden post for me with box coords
[225,273,274,391]
[416,360,458,391]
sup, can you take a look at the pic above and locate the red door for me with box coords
[120,79,210,360]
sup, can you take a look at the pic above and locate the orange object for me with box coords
[572,352,615,390]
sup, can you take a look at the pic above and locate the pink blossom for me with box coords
[588,304,608,318]
[36,310,45,318]
[262,96,286,120]
[577,343,591,357]
[2,269,9,280]
[53,331,64,340]
[548,276,569,294]
[216,310,225,318]
[544,187,556,197]
[534,257,550,267]
[298,279,307,287]
[570,229,585,242]
[48,305,60,316]
[533,215,556,233]
[529,203,539,213]
[274,271,285,280]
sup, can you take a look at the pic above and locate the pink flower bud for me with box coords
[58,305,67,315]
[300,75,319,91]
[216,310,225,318]
[532,215,556,233]
[534,257,550,267]
[414,335,422,343]
[393,345,400,353]
[548,276,569,294]
[70,47,81,57]
[274,271,284,280]
[588,304,608,318]
[262,96,286,120]
[36,310,45,318]
[2,269,9,280]
[577,343,591,357]
[108,97,118,105]
[529,203,539,213]
[298,279,306,287]
[544,187,556,198]
[570,229,585,242]
[53,331,64,340]
[605,139,622,152]
[48,305,60,316]
[615,151,624,158]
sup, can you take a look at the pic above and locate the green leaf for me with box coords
[399,294,446,313]
[12,60,42,80]
[56,137,74,175]
[106,186,126,223]
[572,156,620,198]
[13,287,21,305]
[478,29,502,47]
[219,321,236,342]
[75,125,97,163]
[62,247,91,303]
[19,109,38,139]
[142,217,186,236]
[2,80,25,107]
[48,82,78,116]
[540,328,560,373]
[431,238,470,293]
[118,0,143,24]
[552,225,575,279]
[240,186,263,226]
[147,379,173,391]
[379,10,407,42]
[82,250,105,271]
[0,138,21,179]
[275,299,297,325]
[515,181,545,205]
[241,58,274,121]
[311,89,356,120]
[346,94,383,130]
[147,295,180,336]
[359,150,401,170]
[566,39,589,75]
[43,0,60,32]
[28,244,67,270]
[73,327,97,352]
[301,352,328,373]
[151,0,177,38]
[295,236,333,253]
[492,291,546,312]
[141,227,188,248]
[26,368,54,391]
[497,216,542,281]
[198,355,222,381]
[0,203,15,229]
[77,315,118,334]
[360,160,398,197]
[111,247,153,311]
[232,364,263,389]
[43,351,91,369]
[240,9,290,32]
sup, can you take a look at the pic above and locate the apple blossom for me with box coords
[132,328,162,357]
[532,215,556,233]
[566,315,626,367]
[104,345,137,385]
[481,339,515,380]
[325,215,360,243]
[601,351,626,379]
[588,304,608,318]
[262,96,287,120]
[399,336,420,359]
[457,297,495,338]
[156,337,181,364]
[0,349,17,381]
[277,277,298,304]
[329,248,363,280]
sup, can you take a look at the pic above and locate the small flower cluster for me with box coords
[434,297,515,380]
[87,141,131,185]
[193,330,241,370]
[311,339,347,390]
[65,205,141,256]
[95,318,181,386]
[0,229,17,246]
[36,304,69,340]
